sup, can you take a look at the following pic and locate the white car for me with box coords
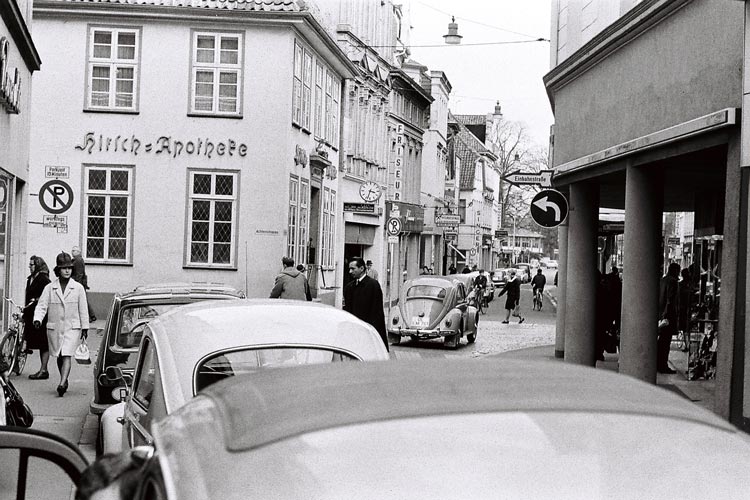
[47,358,750,499]
[99,299,389,454]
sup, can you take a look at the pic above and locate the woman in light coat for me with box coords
[34,252,89,397]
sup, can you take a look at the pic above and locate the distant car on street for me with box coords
[90,282,245,418]
[516,263,533,283]
[491,268,511,288]
[546,260,559,269]
[388,275,479,348]
[99,299,389,455]
[23,358,750,500]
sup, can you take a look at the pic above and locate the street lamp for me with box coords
[443,16,463,45]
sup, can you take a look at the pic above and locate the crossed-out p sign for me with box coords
[530,189,568,228]
[386,217,402,236]
[39,180,74,215]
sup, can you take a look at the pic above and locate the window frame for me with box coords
[321,187,336,270]
[82,164,135,265]
[84,25,142,113]
[286,175,310,266]
[188,30,244,118]
[132,337,157,411]
[184,169,240,269]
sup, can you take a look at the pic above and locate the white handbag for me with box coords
[74,340,91,365]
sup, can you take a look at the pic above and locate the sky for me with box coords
[405,0,554,149]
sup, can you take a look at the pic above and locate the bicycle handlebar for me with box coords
[4,296,23,312]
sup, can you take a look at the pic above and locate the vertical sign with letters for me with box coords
[393,123,404,201]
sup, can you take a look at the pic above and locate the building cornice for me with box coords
[390,68,433,105]
[0,0,41,71]
[33,0,357,78]
[543,0,692,109]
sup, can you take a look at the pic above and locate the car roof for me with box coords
[146,299,390,410]
[193,358,736,453]
[117,282,245,301]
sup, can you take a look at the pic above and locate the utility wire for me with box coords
[367,39,548,49]
[414,0,550,41]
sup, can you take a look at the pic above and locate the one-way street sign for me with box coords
[502,170,554,188]
[530,189,568,228]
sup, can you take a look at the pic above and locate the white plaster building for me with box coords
[29,0,355,309]
[0,0,40,325]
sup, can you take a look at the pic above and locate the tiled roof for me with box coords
[39,0,305,11]
[455,120,491,190]
[454,114,487,126]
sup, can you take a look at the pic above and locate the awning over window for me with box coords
[344,223,376,245]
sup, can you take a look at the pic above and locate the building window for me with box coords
[293,41,303,126]
[84,165,133,263]
[315,61,324,136]
[186,171,238,267]
[303,50,313,130]
[322,187,336,269]
[86,27,140,111]
[287,175,310,265]
[325,70,333,141]
[332,77,340,145]
[190,32,242,116]
[458,199,466,224]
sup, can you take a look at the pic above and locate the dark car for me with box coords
[90,282,244,417]
[387,275,479,348]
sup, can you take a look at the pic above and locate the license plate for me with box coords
[411,316,429,328]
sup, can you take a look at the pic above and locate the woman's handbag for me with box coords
[2,378,34,427]
[75,339,92,365]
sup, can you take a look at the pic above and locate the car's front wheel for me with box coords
[443,333,460,349]
[388,333,401,345]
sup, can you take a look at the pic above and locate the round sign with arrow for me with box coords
[530,189,568,228]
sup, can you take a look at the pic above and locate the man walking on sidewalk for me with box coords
[343,257,388,351]
[658,263,680,374]
[497,269,525,324]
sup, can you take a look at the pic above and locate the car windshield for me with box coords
[194,347,358,393]
[117,303,183,348]
[406,285,447,300]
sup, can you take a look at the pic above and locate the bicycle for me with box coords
[532,288,543,311]
[469,286,486,315]
[0,297,28,376]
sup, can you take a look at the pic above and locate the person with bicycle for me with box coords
[531,269,546,311]
[25,256,51,380]
[33,252,89,397]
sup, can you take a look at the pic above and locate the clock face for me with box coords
[359,181,382,202]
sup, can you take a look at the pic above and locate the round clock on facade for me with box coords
[359,181,382,202]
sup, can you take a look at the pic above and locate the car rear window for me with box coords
[117,304,183,348]
[194,348,358,393]
[406,285,447,300]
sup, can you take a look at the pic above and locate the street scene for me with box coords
[3,0,750,498]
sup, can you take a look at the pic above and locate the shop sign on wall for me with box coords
[0,38,22,114]
[392,123,404,201]
[75,132,248,159]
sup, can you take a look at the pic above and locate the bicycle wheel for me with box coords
[0,330,18,374]
[478,297,485,314]
[13,324,27,375]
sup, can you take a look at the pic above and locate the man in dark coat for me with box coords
[343,257,388,351]
[497,269,524,324]
[657,262,680,374]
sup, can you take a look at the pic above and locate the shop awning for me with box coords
[345,223,376,245]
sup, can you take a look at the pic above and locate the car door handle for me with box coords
[116,417,125,425]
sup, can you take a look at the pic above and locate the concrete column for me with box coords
[620,165,663,383]
[555,222,568,358]
[564,181,598,366]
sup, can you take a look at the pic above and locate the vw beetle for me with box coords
[388,275,479,348]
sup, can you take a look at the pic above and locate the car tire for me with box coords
[388,333,401,345]
[95,416,103,457]
[467,328,477,343]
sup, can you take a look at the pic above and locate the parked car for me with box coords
[387,275,479,348]
[99,299,390,455]
[26,358,750,500]
[546,259,559,269]
[90,282,245,417]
